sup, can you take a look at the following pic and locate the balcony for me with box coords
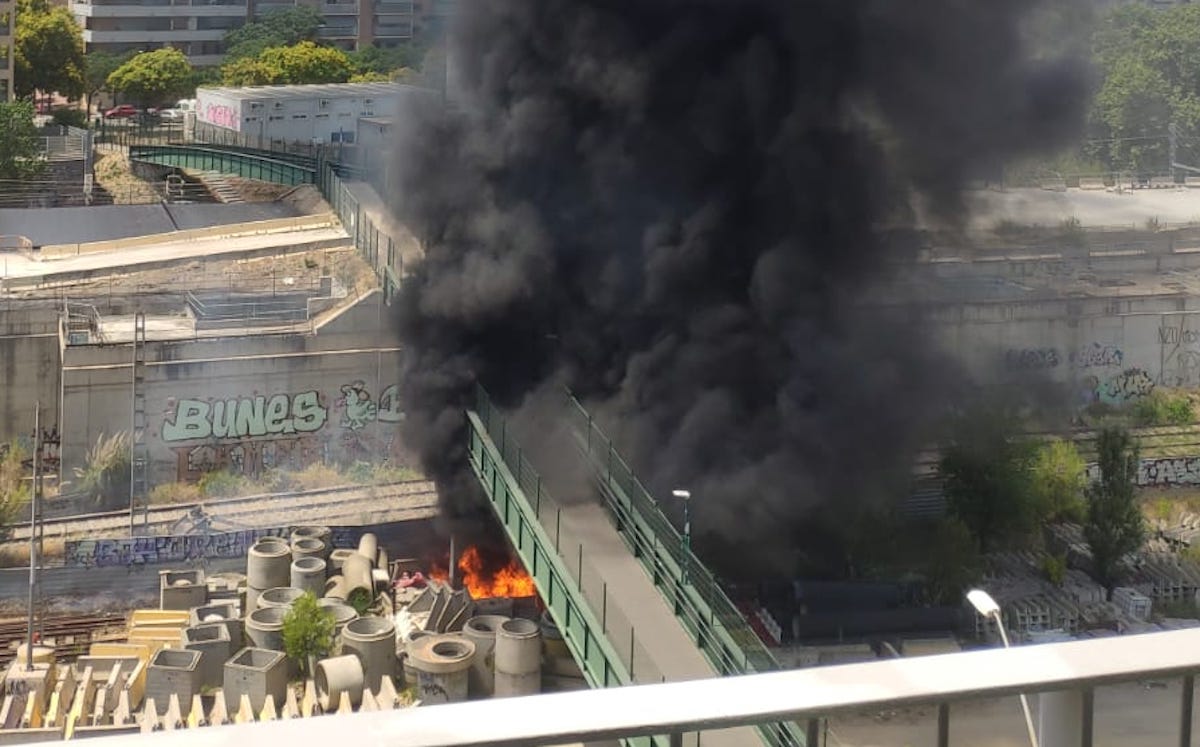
[76,4,245,17]
[82,27,225,42]
[316,24,356,38]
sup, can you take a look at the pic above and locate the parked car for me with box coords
[158,108,184,121]
[104,104,139,118]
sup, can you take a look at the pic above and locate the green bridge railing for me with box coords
[128,144,315,186]
[564,394,806,747]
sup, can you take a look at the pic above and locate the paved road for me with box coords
[0,226,349,282]
[830,680,1194,747]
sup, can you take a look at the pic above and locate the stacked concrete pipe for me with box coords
[463,615,510,698]
[315,654,365,711]
[290,526,332,560]
[291,557,327,598]
[291,538,326,562]
[317,598,359,652]
[341,617,396,694]
[494,618,541,697]
[329,548,356,573]
[246,538,291,614]
[357,533,378,566]
[244,606,288,652]
[257,586,304,611]
[405,635,475,705]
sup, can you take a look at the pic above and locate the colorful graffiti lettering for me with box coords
[337,381,378,430]
[163,391,326,442]
[1096,368,1155,404]
[1004,348,1059,370]
[1086,456,1200,487]
[203,103,238,131]
[1070,343,1123,369]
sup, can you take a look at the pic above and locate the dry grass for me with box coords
[149,482,203,505]
[0,538,66,568]
[93,152,162,204]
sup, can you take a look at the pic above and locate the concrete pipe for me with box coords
[290,526,332,558]
[406,635,475,705]
[291,538,326,563]
[247,538,291,590]
[257,586,304,610]
[463,615,510,698]
[316,654,365,711]
[14,644,54,665]
[341,552,374,596]
[317,599,359,634]
[324,575,348,601]
[329,548,356,573]
[376,547,389,572]
[290,557,327,598]
[495,618,541,698]
[357,533,378,567]
[245,586,263,615]
[341,617,397,694]
[245,606,289,651]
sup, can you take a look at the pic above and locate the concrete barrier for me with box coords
[38,213,339,258]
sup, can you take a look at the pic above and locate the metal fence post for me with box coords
[577,544,583,590]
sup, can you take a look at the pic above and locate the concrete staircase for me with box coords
[190,171,245,204]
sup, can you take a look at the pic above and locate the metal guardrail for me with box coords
[563,393,804,747]
[128,144,314,186]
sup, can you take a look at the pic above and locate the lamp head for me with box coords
[966,589,1001,617]
[672,490,691,500]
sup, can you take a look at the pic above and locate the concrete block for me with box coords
[222,648,287,714]
[181,624,232,690]
[160,571,207,611]
[144,649,202,717]
[129,610,190,629]
[188,604,242,651]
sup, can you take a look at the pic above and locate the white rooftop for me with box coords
[196,82,426,102]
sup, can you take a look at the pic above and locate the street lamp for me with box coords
[967,589,1040,747]
[672,490,691,583]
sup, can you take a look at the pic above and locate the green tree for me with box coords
[282,592,335,677]
[939,409,1038,553]
[106,49,194,108]
[1083,427,1146,598]
[14,4,85,100]
[1030,439,1087,523]
[348,44,417,77]
[919,518,983,606]
[0,442,30,542]
[221,41,351,86]
[0,100,46,180]
[349,71,391,83]
[84,50,134,115]
[223,6,323,61]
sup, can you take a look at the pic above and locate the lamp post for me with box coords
[967,589,1039,747]
[672,490,691,584]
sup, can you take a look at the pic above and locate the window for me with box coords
[292,113,308,119]
[319,99,330,109]
[269,115,284,121]
[315,113,330,119]
[273,101,284,109]
[249,102,263,110]
[244,116,258,122]
[363,98,374,105]
[360,110,374,117]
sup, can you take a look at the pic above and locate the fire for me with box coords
[430,545,536,599]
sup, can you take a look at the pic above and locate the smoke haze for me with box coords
[391,0,1089,577]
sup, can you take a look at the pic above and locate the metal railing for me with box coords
[562,394,803,747]
[128,144,314,185]
[69,628,1200,746]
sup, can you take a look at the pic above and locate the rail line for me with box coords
[9,480,438,542]
[0,614,128,668]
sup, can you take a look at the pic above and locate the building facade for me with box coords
[70,0,430,64]
[196,81,435,144]
[0,0,13,102]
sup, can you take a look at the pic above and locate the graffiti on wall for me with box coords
[1086,456,1200,488]
[1094,367,1156,405]
[203,103,238,131]
[1004,348,1060,370]
[1070,343,1124,369]
[1160,321,1200,388]
[161,381,408,482]
[63,526,363,567]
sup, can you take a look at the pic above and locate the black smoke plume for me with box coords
[392,0,1088,578]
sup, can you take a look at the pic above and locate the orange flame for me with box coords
[430,545,536,599]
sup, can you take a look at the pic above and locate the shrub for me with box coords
[148,482,202,505]
[51,108,88,128]
[1041,553,1067,585]
[74,432,131,504]
[1131,390,1194,426]
[0,443,29,542]
[197,470,248,498]
[282,592,335,677]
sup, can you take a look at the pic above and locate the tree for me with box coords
[0,101,46,180]
[282,592,335,677]
[939,409,1038,553]
[84,50,134,115]
[349,72,391,83]
[0,442,30,542]
[1083,427,1146,598]
[222,6,323,61]
[1030,439,1087,523]
[221,41,352,86]
[348,44,418,77]
[106,49,194,108]
[14,4,85,101]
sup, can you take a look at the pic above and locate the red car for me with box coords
[104,104,140,118]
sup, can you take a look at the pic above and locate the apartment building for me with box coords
[0,0,13,102]
[70,0,422,65]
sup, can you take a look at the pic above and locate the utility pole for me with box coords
[1170,123,1179,184]
[26,402,41,671]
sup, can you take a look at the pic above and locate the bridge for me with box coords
[465,386,804,747]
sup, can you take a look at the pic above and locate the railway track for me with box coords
[8,480,437,542]
[0,614,128,668]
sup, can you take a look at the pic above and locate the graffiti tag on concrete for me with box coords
[1004,348,1059,370]
[163,391,327,442]
[1086,456,1200,487]
[1070,343,1123,369]
[64,526,365,567]
[1096,368,1155,404]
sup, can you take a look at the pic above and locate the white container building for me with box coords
[195,82,437,145]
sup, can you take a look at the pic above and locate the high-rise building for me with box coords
[0,0,14,102]
[70,0,423,65]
